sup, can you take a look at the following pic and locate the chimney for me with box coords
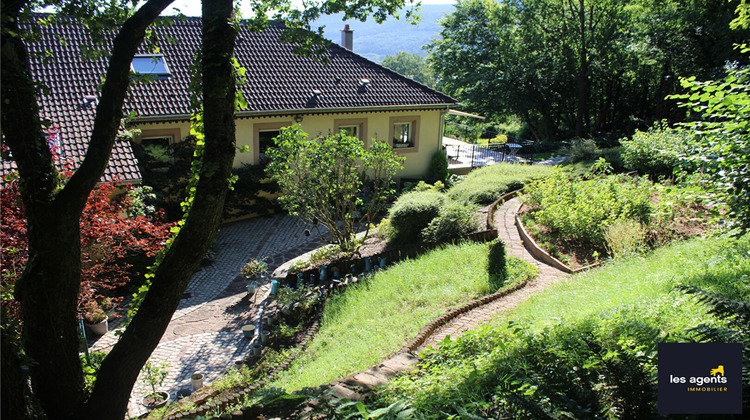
[341,24,353,50]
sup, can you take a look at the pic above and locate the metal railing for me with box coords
[445,141,534,168]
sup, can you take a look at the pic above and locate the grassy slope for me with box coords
[507,234,750,331]
[376,235,750,416]
[271,241,537,392]
[447,163,554,204]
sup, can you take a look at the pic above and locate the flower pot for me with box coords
[142,391,169,410]
[247,282,258,295]
[241,324,255,339]
[86,319,108,336]
[252,343,263,356]
[260,330,271,344]
[191,373,204,390]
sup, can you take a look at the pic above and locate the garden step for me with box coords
[380,352,418,372]
[329,384,363,401]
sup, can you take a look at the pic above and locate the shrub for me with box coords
[523,169,653,246]
[387,190,444,243]
[428,150,449,182]
[604,219,646,259]
[420,202,478,243]
[487,240,507,288]
[620,123,692,179]
[602,146,625,172]
[447,163,554,204]
[564,138,601,162]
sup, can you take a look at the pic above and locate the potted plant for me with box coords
[241,257,268,280]
[97,296,116,322]
[141,361,170,410]
[83,301,108,336]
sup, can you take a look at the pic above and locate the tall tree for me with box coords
[381,51,436,87]
[1,1,417,418]
[428,0,748,141]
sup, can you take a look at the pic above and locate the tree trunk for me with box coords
[575,0,588,138]
[2,1,175,418]
[80,1,237,417]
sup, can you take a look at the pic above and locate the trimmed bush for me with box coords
[621,123,692,179]
[487,240,507,288]
[421,202,478,244]
[447,163,554,205]
[387,190,445,243]
[428,150,449,182]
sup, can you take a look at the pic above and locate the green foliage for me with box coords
[620,123,693,179]
[241,258,268,279]
[603,218,646,260]
[447,163,554,205]
[523,167,653,246]
[266,125,403,249]
[386,190,444,243]
[428,0,748,140]
[223,163,281,219]
[427,150,449,182]
[564,138,600,163]
[487,239,507,288]
[80,351,107,391]
[381,51,436,88]
[420,201,478,244]
[600,146,624,173]
[671,45,750,233]
[377,235,750,418]
[141,360,170,396]
[679,284,750,407]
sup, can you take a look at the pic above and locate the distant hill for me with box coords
[314,4,455,63]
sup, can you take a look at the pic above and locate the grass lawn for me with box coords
[270,241,538,392]
[376,234,750,418]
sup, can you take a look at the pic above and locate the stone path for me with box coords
[86,213,327,418]
[420,197,567,349]
[329,197,570,400]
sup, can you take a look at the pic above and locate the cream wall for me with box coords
[235,108,446,178]
[133,108,446,179]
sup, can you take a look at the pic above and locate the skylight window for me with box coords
[131,55,171,79]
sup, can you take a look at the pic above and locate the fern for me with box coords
[678,285,750,411]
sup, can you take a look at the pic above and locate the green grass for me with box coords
[447,163,554,204]
[505,234,750,331]
[374,234,750,418]
[270,241,537,392]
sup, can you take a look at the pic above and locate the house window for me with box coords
[131,55,171,79]
[135,128,181,166]
[258,130,281,161]
[253,122,292,163]
[334,118,367,142]
[389,116,420,151]
[339,125,359,138]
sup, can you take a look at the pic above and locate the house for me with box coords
[2,15,458,186]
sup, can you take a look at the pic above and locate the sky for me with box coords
[165,0,456,17]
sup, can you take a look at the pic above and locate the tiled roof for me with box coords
[2,14,456,183]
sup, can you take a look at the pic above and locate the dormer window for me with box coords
[131,55,171,79]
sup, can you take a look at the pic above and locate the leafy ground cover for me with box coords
[269,241,538,393]
[520,164,715,268]
[375,234,750,418]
